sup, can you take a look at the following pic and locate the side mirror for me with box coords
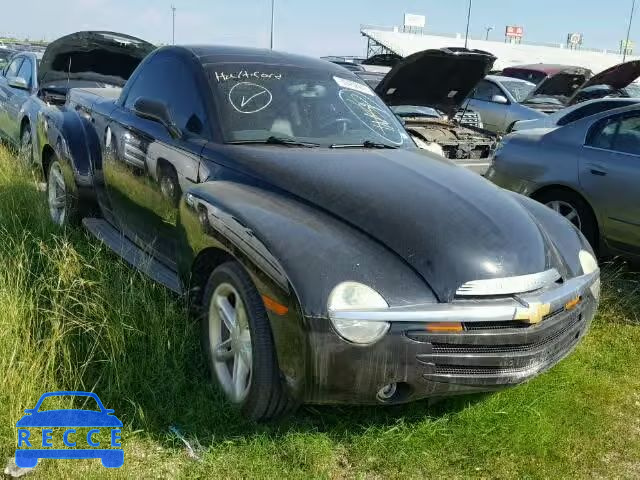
[133,97,181,138]
[8,76,29,90]
[491,94,508,105]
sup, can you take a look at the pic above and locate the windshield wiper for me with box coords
[228,136,320,147]
[330,140,398,149]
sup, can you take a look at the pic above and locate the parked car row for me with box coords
[0,31,603,421]
[463,61,640,134]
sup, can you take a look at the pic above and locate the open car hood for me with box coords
[38,31,155,88]
[523,67,592,103]
[566,59,640,105]
[374,48,497,117]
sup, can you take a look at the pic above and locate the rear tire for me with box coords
[534,189,598,251]
[201,261,294,421]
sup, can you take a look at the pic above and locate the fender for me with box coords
[176,180,437,400]
[37,105,102,203]
[510,192,593,276]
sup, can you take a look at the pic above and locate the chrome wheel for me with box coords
[208,282,253,403]
[546,200,582,230]
[19,128,33,165]
[47,162,67,226]
[160,175,175,199]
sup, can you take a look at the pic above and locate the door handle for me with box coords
[590,169,607,176]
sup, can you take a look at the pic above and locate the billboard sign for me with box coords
[620,39,634,55]
[505,26,524,38]
[567,33,583,47]
[404,13,426,29]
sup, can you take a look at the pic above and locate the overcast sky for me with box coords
[1,0,638,57]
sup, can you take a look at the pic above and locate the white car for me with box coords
[512,97,640,132]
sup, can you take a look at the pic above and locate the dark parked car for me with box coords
[0,31,154,165]
[567,60,640,105]
[487,104,640,258]
[517,60,640,115]
[518,66,593,114]
[35,38,600,420]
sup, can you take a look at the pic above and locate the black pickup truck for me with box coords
[34,33,600,420]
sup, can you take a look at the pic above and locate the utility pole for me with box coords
[485,26,494,41]
[464,0,472,48]
[171,5,176,45]
[270,0,275,50]
[623,0,636,62]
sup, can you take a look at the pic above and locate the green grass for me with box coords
[0,145,639,479]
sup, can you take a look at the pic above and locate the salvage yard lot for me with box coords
[0,145,639,479]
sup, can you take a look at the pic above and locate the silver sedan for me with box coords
[487,104,640,257]
[464,75,546,133]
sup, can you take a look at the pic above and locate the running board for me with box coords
[82,218,183,295]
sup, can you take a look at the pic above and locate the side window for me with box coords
[472,80,503,102]
[5,57,23,78]
[124,54,209,138]
[16,58,33,87]
[612,115,640,155]
[587,118,619,150]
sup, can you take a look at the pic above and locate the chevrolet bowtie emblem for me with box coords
[514,302,552,324]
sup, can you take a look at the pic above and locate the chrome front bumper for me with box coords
[329,270,599,326]
[308,271,599,404]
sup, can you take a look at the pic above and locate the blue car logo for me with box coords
[15,391,123,468]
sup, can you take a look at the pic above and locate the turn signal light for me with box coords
[426,322,464,333]
[565,296,582,311]
[262,295,289,315]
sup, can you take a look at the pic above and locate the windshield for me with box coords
[502,69,547,85]
[501,80,536,103]
[624,83,640,98]
[207,63,414,148]
[524,96,564,106]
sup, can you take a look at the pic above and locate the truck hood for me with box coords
[374,48,497,118]
[566,59,640,105]
[39,31,155,88]
[524,67,593,103]
[224,146,568,302]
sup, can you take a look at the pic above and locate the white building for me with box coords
[361,26,639,74]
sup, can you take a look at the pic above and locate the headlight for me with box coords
[327,282,390,345]
[579,249,600,300]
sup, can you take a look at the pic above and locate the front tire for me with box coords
[19,124,33,166]
[47,159,80,226]
[535,189,598,250]
[201,261,293,421]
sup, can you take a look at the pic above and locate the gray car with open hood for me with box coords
[361,48,500,172]
[0,31,154,163]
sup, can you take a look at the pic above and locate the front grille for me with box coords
[454,110,483,129]
[434,364,533,376]
[433,312,583,354]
